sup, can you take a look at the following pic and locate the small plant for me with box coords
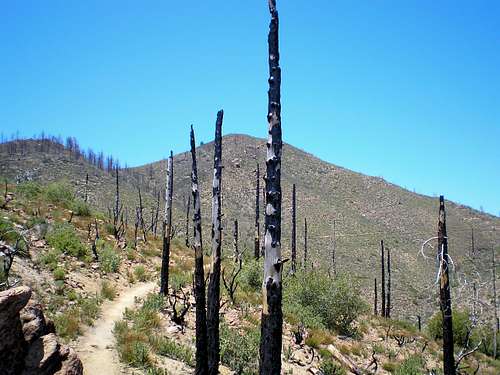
[45,181,74,207]
[52,267,66,281]
[16,181,42,199]
[134,265,147,282]
[46,223,88,259]
[150,336,195,367]
[395,354,425,375]
[71,199,91,216]
[39,248,60,270]
[101,280,116,300]
[240,258,262,292]
[427,309,471,346]
[320,358,346,375]
[220,320,260,374]
[53,307,81,339]
[99,242,121,273]
[26,216,47,229]
[383,362,397,372]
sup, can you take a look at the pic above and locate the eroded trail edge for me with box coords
[76,281,156,375]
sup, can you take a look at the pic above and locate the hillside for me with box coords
[1,136,499,319]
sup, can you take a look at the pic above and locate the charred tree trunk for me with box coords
[191,126,208,374]
[492,246,498,358]
[374,278,378,315]
[185,194,191,248]
[91,218,99,260]
[417,315,422,332]
[133,207,139,249]
[332,219,336,275]
[259,1,283,373]
[291,184,296,274]
[303,218,308,270]
[138,187,148,243]
[437,196,455,375]
[381,240,386,318]
[386,247,391,318]
[233,219,239,262]
[207,110,223,375]
[84,173,89,203]
[160,151,173,296]
[255,163,261,259]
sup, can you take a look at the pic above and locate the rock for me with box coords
[20,301,48,343]
[0,286,32,321]
[167,325,182,334]
[32,240,46,248]
[55,348,83,375]
[23,333,61,374]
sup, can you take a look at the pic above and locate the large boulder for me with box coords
[0,287,83,375]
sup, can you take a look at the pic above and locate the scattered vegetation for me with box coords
[220,320,260,374]
[46,223,88,259]
[101,280,116,300]
[98,241,121,273]
[320,357,346,375]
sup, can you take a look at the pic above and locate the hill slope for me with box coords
[1,135,499,318]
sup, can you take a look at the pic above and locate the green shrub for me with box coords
[134,266,147,282]
[427,309,470,346]
[53,267,66,280]
[39,248,60,270]
[320,358,346,375]
[240,258,262,292]
[46,223,87,259]
[170,271,191,291]
[395,354,425,375]
[45,181,74,206]
[472,325,500,358]
[220,321,260,374]
[78,295,101,325]
[150,336,194,367]
[53,307,81,339]
[284,271,368,334]
[71,199,91,216]
[101,281,116,300]
[16,181,42,199]
[99,242,121,273]
[26,216,47,229]
[0,218,28,255]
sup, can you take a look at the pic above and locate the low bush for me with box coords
[45,181,74,206]
[46,223,87,259]
[53,267,66,281]
[220,320,260,374]
[150,336,194,367]
[39,248,60,270]
[26,216,47,229]
[16,181,42,199]
[134,266,147,282]
[427,309,470,346]
[101,280,116,300]
[99,242,121,273]
[284,271,368,334]
[71,199,91,216]
[239,258,262,292]
[395,354,425,374]
[53,307,81,339]
[320,358,346,375]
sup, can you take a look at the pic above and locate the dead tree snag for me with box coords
[160,151,173,296]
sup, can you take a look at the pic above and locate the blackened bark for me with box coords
[259,1,283,373]
[291,184,296,274]
[381,240,386,318]
[233,219,239,262]
[303,218,308,269]
[84,173,89,203]
[207,110,223,375]
[386,247,391,318]
[255,163,261,259]
[437,196,455,375]
[191,126,208,375]
[185,194,191,247]
[417,315,421,332]
[160,151,173,296]
[138,187,148,243]
[374,278,378,315]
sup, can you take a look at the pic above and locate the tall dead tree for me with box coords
[492,246,498,359]
[437,196,455,375]
[112,167,125,241]
[207,110,223,375]
[381,240,386,318]
[84,173,89,203]
[137,187,148,243]
[386,247,391,318]
[254,163,261,259]
[259,1,283,373]
[233,219,240,262]
[185,194,191,247]
[303,218,308,269]
[374,278,378,315]
[291,183,297,274]
[191,126,208,374]
[160,151,173,296]
[331,219,336,275]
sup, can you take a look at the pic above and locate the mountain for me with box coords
[1,135,499,318]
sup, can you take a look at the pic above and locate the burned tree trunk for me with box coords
[492,247,498,359]
[84,173,89,203]
[303,218,308,270]
[381,240,386,318]
[112,167,124,241]
[255,163,261,259]
[191,126,208,374]
[207,110,223,375]
[332,219,336,275]
[259,1,283,373]
[160,151,173,296]
[374,278,378,315]
[437,196,455,375]
[233,219,239,262]
[137,187,148,243]
[291,184,296,274]
[185,194,191,247]
[386,247,391,318]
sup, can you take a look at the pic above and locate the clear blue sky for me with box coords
[1,1,499,215]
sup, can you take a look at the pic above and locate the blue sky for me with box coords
[1,1,499,215]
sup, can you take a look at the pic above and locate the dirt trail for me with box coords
[76,281,156,375]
